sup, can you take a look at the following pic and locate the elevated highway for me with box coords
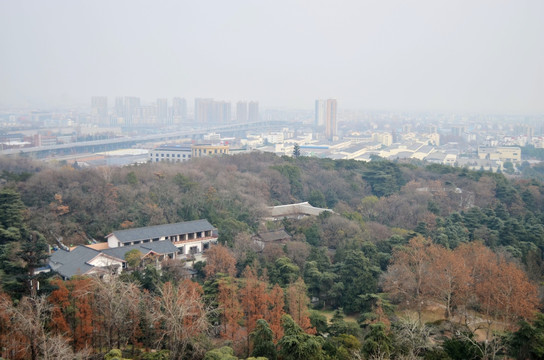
[0,120,294,159]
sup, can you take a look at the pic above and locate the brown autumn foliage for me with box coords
[0,291,28,360]
[217,276,244,350]
[286,277,316,335]
[240,266,269,339]
[458,242,539,324]
[204,244,237,278]
[265,284,286,342]
[48,279,71,336]
[72,278,94,351]
[48,277,95,351]
[382,235,431,320]
[427,245,472,319]
[384,239,539,326]
[152,280,210,359]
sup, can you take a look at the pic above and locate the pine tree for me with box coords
[293,143,301,158]
[251,319,277,360]
[19,231,49,297]
[278,314,323,360]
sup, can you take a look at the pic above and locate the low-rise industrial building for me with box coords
[150,143,229,162]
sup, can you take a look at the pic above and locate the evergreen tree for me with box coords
[0,188,25,233]
[293,143,301,158]
[0,188,26,245]
[251,319,277,360]
[277,315,323,360]
[19,231,49,297]
[0,188,49,298]
[508,312,544,360]
[335,250,379,313]
[362,322,392,359]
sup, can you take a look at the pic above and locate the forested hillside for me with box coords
[0,153,543,360]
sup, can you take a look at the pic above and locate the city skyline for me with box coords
[1,1,543,114]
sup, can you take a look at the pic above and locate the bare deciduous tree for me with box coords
[151,280,212,359]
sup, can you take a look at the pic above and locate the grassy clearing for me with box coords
[312,308,359,323]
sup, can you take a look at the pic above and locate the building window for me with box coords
[177,154,180,158]
[161,154,164,157]
[167,154,170,157]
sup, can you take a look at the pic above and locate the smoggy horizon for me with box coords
[1,1,543,115]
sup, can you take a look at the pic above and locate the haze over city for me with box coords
[1,0,543,114]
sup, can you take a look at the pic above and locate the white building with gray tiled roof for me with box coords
[49,246,124,279]
[106,219,218,256]
[49,241,182,280]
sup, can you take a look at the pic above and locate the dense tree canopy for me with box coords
[0,152,543,359]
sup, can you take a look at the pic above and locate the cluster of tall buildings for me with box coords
[194,98,259,123]
[91,97,259,126]
[194,98,231,123]
[236,101,259,123]
[315,99,337,140]
[92,96,188,127]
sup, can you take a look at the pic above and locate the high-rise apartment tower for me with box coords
[248,101,259,122]
[91,96,108,124]
[315,100,326,127]
[237,101,248,122]
[172,97,187,123]
[325,99,337,141]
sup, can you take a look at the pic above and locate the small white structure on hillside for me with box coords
[264,202,333,221]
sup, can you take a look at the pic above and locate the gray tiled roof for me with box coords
[49,240,181,279]
[389,151,413,159]
[49,246,99,278]
[257,230,291,242]
[425,152,447,161]
[268,202,333,218]
[103,241,179,259]
[111,219,215,244]
[407,143,423,151]
[154,144,192,151]
[417,145,434,153]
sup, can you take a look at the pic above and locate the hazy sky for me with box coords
[1,0,543,113]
